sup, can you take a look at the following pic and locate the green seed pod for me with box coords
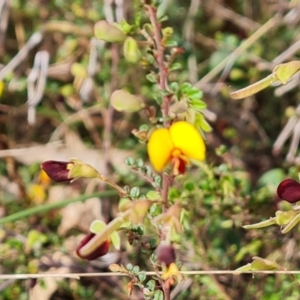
[251,256,281,271]
[111,89,145,112]
[123,37,141,63]
[94,20,126,42]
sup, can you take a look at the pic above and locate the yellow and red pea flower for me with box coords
[41,159,99,182]
[76,232,110,260]
[156,243,176,267]
[277,179,300,203]
[156,242,181,281]
[41,160,75,182]
[147,121,206,174]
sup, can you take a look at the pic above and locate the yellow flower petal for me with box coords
[147,128,173,172]
[161,262,180,280]
[27,184,46,204]
[0,81,3,97]
[169,121,205,161]
[38,169,51,187]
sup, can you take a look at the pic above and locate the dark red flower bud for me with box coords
[156,243,176,267]
[277,179,300,203]
[76,233,110,260]
[41,160,74,182]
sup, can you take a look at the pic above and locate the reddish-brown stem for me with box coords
[145,5,174,208]
[162,283,171,300]
[162,173,172,207]
[145,7,174,299]
[145,4,171,127]
[131,167,163,193]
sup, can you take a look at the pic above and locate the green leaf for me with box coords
[160,89,172,97]
[180,82,192,92]
[153,93,162,105]
[6,238,23,250]
[136,158,144,168]
[130,187,140,198]
[143,165,152,177]
[139,124,149,131]
[257,168,285,192]
[169,82,179,93]
[154,175,162,186]
[146,279,156,291]
[146,190,161,200]
[125,157,135,166]
[119,19,134,34]
[186,88,202,97]
[138,271,146,283]
[132,265,140,275]
[153,290,164,300]
[158,15,168,22]
[164,38,177,47]
[190,99,207,110]
[169,62,182,71]
[184,181,195,191]
[195,113,212,132]
[26,230,48,251]
[188,92,203,101]
[136,226,144,235]
[146,73,157,83]
[234,240,262,263]
[149,203,158,215]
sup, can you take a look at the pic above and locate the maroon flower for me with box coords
[156,243,176,267]
[41,160,74,182]
[277,179,300,203]
[76,233,110,260]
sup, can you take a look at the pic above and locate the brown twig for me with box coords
[130,167,163,193]
[145,4,174,300]
[161,173,171,208]
[145,4,174,209]
[145,4,171,127]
